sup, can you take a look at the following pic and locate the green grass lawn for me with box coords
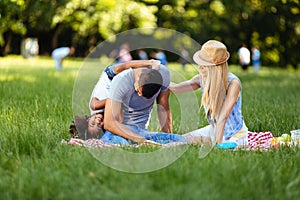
[1,56,300,200]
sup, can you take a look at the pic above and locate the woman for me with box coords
[169,40,248,146]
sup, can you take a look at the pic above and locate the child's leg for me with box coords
[100,131,130,145]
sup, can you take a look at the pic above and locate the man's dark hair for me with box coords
[138,69,163,99]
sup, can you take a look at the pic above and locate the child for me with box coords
[69,112,105,140]
[69,111,187,145]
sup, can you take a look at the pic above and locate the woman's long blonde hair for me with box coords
[201,62,228,121]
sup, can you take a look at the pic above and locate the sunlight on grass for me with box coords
[1,56,300,199]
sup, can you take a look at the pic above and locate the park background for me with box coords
[0,0,299,68]
[1,0,300,199]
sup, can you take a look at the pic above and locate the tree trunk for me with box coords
[51,26,62,50]
[0,31,13,57]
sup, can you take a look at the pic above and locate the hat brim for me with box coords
[193,50,230,66]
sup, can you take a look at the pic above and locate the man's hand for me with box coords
[139,140,162,147]
[132,135,147,144]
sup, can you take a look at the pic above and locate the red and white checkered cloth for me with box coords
[62,131,275,151]
[242,131,274,151]
[61,138,187,149]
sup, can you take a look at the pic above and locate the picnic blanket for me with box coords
[62,131,281,151]
[237,131,300,151]
[61,138,187,148]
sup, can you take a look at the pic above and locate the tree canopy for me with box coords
[0,0,299,68]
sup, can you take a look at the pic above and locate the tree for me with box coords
[0,0,26,56]
[52,0,158,55]
[0,0,69,56]
[152,0,300,68]
[1,0,299,67]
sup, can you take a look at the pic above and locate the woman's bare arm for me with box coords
[169,74,201,94]
[214,79,240,143]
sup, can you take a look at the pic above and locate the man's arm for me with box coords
[103,99,146,143]
[156,90,172,133]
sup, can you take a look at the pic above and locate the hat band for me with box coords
[198,51,229,66]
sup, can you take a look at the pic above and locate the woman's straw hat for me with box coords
[193,40,230,66]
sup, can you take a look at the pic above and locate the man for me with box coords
[89,60,161,115]
[103,64,175,144]
[51,46,75,70]
[70,60,161,141]
[238,44,250,71]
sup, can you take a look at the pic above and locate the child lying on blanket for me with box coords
[69,111,105,140]
[69,112,188,145]
[68,113,276,150]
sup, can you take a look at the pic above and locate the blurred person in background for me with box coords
[151,49,167,66]
[252,46,261,73]
[137,49,149,60]
[238,44,250,71]
[51,46,75,70]
[178,47,189,71]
